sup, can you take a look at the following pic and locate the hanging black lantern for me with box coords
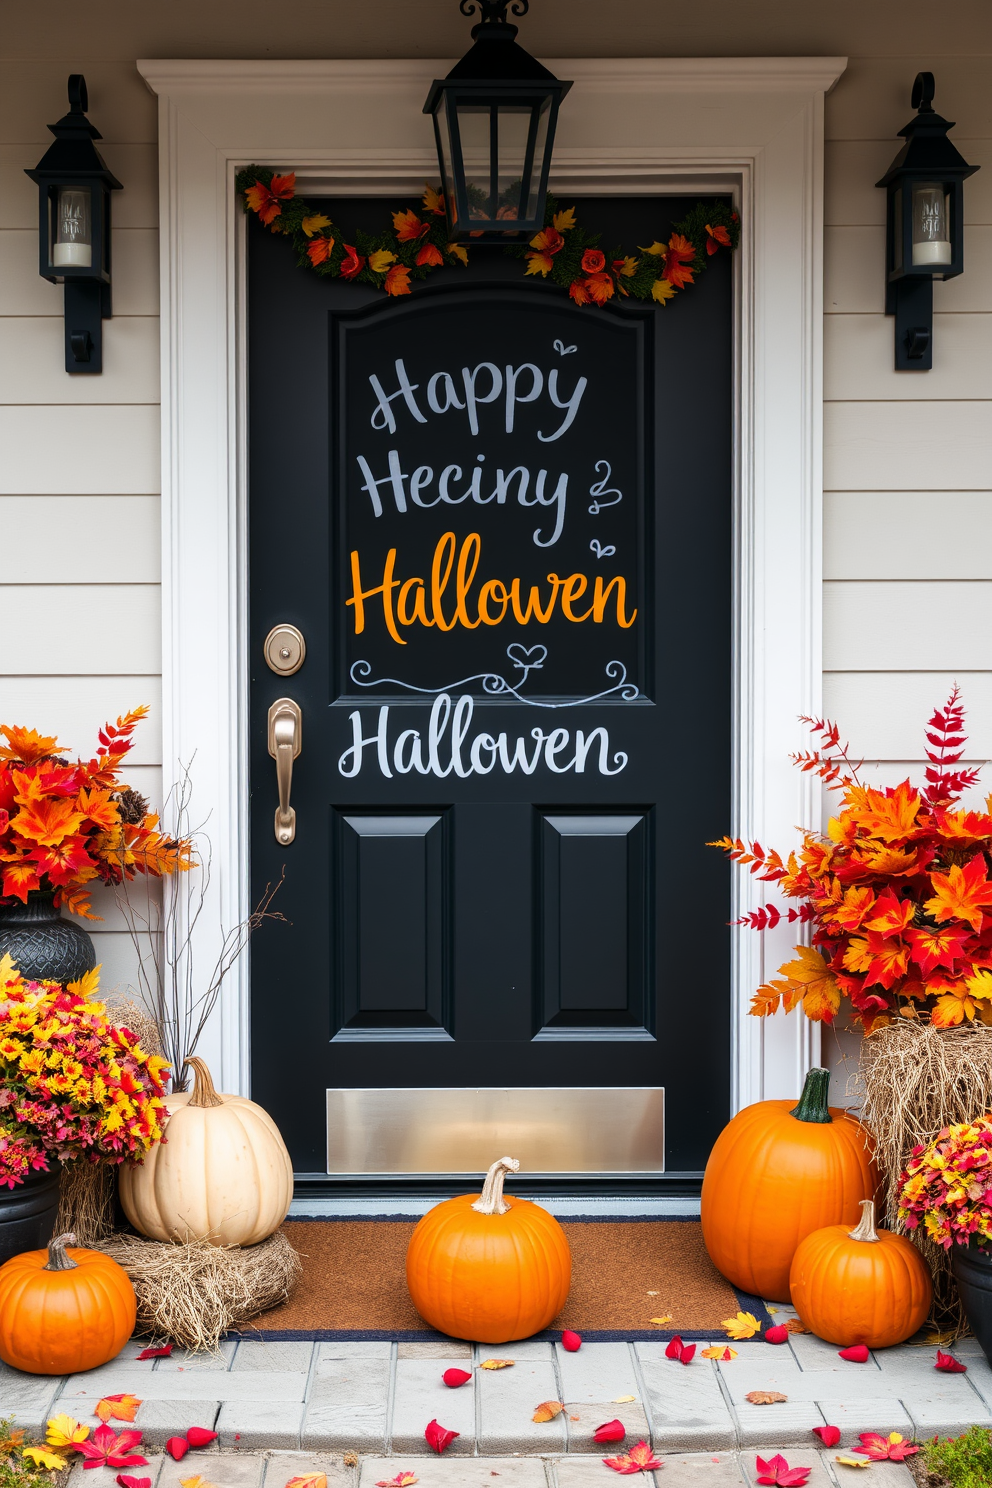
[424,0,571,243]
[876,72,978,371]
[26,75,122,374]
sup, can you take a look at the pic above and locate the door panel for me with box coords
[248,194,732,1185]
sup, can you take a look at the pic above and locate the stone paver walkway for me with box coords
[5,1328,990,1472]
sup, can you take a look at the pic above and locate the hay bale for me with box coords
[95,1230,302,1352]
[859,1021,992,1332]
[56,1160,116,1246]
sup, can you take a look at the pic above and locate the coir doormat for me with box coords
[238,1217,773,1343]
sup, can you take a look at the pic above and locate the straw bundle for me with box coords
[859,1020,992,1332]
[95,1231,302,1352]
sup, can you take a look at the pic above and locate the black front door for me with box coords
[248,195,732,1188]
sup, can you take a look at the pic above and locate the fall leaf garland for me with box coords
[235,168,738,306]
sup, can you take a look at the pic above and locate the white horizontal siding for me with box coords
[0,679,162,758]
[824,492,992,578]
[824,581,992,670]
[825,226,992,314]
[0,406,161,492]
[824,402,992,490]
[822,672,992,759]
[825,314,992,400]
[0,230,159,316]
[0,316,159,403]
[0,584,161,673]
[0,496,160,582]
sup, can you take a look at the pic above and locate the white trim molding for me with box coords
[138,55,846,1105]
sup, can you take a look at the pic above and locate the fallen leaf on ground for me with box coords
[783,1318,809,1335]
[284,1476,326,1488]
[664,1335,695,1365]
[813,1426,841,1447]
[765,1325,790,1345]
[116,1477,151,1488]
[46,1415,90,1447]
[22,1448,66,1471]
[479,1359,514,1369]
[376,1476,418,1488]
[0,1430,25,1455]
[722,1311,762,1340]
[593,1421,626,1443]
[603,1441,661,1475]
[745,1391,788,1405]
[854,1432,919,1462]
[561,1330,582,1351]
[935,1349,967,1373]
[180,1475,218,1488]
[532,1401,564,1423]
[767,1306,779,1314]
[838,1345,870,1363]
[95,1396,141,1425]
[755,1453,810,1486]
[185,1428,218,1449]
[613,1395,637,1403]
[72,1427,147,1470]
[442,1368,472,1387]
[835,1459,871,1470]
[166,1439,189,1461]
[424,1420,459,1454]
[135,1344,172,1360]
[701,1346,737,1361]
[648,1316,673,1326]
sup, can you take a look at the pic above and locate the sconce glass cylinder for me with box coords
[53,187,92,268]
[911,183,951,265]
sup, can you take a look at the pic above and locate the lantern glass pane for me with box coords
[53,187,92,268]
[892,186,903,271]
[435,95,458,225]
[912,181,952,265]
[453,103,494,219]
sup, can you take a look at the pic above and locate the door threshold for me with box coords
[288,1194,701,1218]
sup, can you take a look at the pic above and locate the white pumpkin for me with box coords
[119,1056,294,1247]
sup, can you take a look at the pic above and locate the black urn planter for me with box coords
[951,1241,992,1365]
[0,1166,60,1265]
[0,889,96,984]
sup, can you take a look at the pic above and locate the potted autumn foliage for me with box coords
[0,708,193,985]
[899,1119,992,1363]
[0,956,170,1262]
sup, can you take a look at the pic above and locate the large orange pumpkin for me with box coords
[789,1198,932,1348]
[0,1231,136,1374]
[701,1066,877,1302]
[406,1156,571,1343]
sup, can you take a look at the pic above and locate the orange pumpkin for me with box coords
[701,1066,877,1302]
[406,1156,571,1343]
[789,1198,932,1348]
[0,1230,136,1374]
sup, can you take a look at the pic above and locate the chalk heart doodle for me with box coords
[553,338,577,356]
[589,539,616,560]
[506,642,548,686]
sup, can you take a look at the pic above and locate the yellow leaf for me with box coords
[651,279,677,305]
[301,214,332,238]
[532,1401,564,1423]
[649,1316,673,1325]
[767,1307,779,1314]
[22,1448,67,1471]
[552,206,576,232]
[722,1311,762,1340]
[701,1346,738,1360]
[640,240,665,256]
[446,242,469,265]
[66,966,101,1000]
[835,1458,872,1469]
[613,1395,637,1403]
[285,1476,328,1488]
[480,1359,514,1369]
[180,1476,218,1488]
[422,182,444,214]
[368,250,397,274]
[45,1415,89,1447]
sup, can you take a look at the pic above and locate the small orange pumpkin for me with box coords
[0,1230,136,1374]
[406,1156,571,1343]
[701,1066,877,1301]
[789,1198,932,1348]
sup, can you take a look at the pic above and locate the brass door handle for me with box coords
[267,698,302,845]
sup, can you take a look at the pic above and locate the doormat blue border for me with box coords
[232,1217,775,1342]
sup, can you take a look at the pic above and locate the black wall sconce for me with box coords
[876,72,978,371]
[26,76,122,375]
[424,0,572,243]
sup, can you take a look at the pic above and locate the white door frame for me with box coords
[137,55,847,1111]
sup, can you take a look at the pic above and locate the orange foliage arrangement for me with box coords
[0,709,192,920]
[712,688,992,1032]
[235,168,738,306]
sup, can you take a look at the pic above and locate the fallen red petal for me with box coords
[561,1330,582,1352]
[184,1428,218,1448]
[935,1349,967,1373]
[812,1426,841,1447]
[135,1345,172,1360]
[838,1345,870,1363]
[165,1439,189,1461]
[442,1369,473,1388]
[593,1420,626,1443]
[115,1478,151,1488]
[765,1325,789,1345]
[424,1420,459,1455]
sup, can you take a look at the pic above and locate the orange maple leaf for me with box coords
[10,798,86,847]
[243,173,295,227]
[775,945,841,1023]
[906,925,973,975]
[0,725,60,764]
[306,236,335,267]
[1,860,41,902]
[858,845,922,876]
[925,855,992,933]
[384,264,412,297]
[662,232,696,288]
[854,781,922,843]
[582,272,615,305]
[94,1395,141,1425]
[826,885,876,931]
[393,208,430,243]
[863,889,914,936]
[705,222,732,255]
[862,932,910,990]
[29,837,97,888]
[530,226,564,257]
[77,788,120,832]
[416,242,443,267]
[749,979,802,1017]
[568,278,591,304]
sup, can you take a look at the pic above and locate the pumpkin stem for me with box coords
[471,1156,521,1216]
[848,1198,881,1243]
[44,1232,79,1272]
[788,1066,832,1124]
[184,1056,224,1109]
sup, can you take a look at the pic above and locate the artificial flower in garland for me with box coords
[236,165,739,306]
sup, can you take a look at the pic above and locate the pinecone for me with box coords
[116,788,149,824]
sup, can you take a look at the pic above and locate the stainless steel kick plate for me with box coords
[326,1086,665,1176]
